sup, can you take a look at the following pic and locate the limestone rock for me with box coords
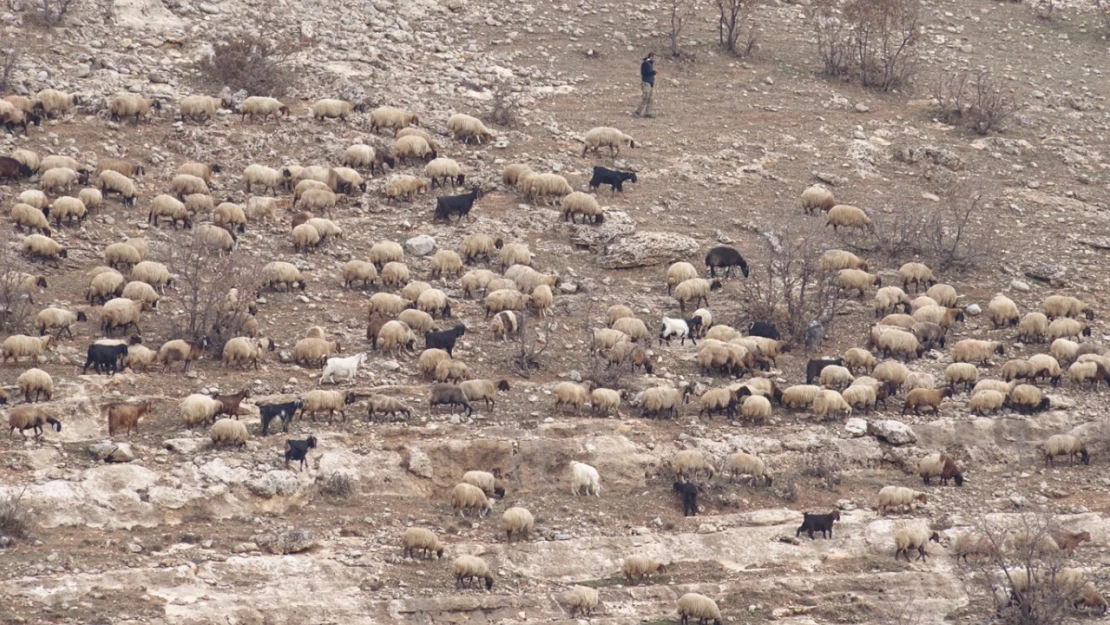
[868,419,917,446]
[599,231,700,269]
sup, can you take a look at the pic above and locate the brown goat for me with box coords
[211,389,251,419]
[106,402,151,437]
[1051,530,1092,555]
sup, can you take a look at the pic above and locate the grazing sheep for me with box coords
[109,93,162,123]
[898,262,937,292]
[179,95,223,122]
[623,555,668,583]
[181,393,223,428]
[554,382,592,414]
[1044,434,1089,467]
[294,338,342,367]
[1016,312,1049,343]
[261,261,306,291]
[988,295,1021,328]
[501,163,532,187]
[35,307,87,338]
[836,269,882,298]
[571,460,601,496]
[222,337,273,369]
[918,452,964,486]
[813,389,852,420]
[561,191,604,224]
[17,368,53,402]
[497,243,531,270]
[450,482,492,517]
[1046,317,1090,342]
[566,585,599,618]
[311,98,360,121]
[370,106,419,134]
[876,329,924,361]
[826,204,874,232]
[417,289,453,318]
[7,406,61,439]
[239,96,289,122]
[740,394,773,422]
[877,485,928,514]
[1043,295,1094,320]
[97,170,137,206]
[894,527,941,562]
[902,387,952,415]
[640,386,689,419]
[402,527,444,560]
[673,278,722,313]
[925,283,958,307]
[1,334,53,363]
[210,418,250,448]
[665,262,698,295]
[502,506,534,543]
[726,451,772,485]
[1007,384,1050,414]
[11,203,51,234]
[582,126,636,157]
[672,449,715,481]
[452,555,494,590]
[484,289,529,317]
[820,249,868,272]
[969,389,1006,415]
[874,287,912,317]
[844,348,877,374]
[300,389,356,422]
[448,113,494,144]
[953,339,1005,365]
[705,247,749,279]
[801,185,836,213]
[22,234,67,265]
[366,395,412,422]
[676,593,722,625]
[944,362,979,392]
[819,365,855,390]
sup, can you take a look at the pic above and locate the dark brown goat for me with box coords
[105,402,152,437]
[211,389,251,419]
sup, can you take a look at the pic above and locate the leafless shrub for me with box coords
[715,0,759,56]
[0,488,33,541]
[167,231,262,353]
[24,0,75,25]
[934,70,1024,135]
[802,453,842,490]
[811,0,921,91]
[741,219,844,345]
[0,233,37,334]
[319,472,354,499]
[669,0,692,57]
[0,47,18,93]
[194,21,304,98]
[508,313,548,378]
[864,185,994,272]
[484,81,518,128]
[771,475,799,503]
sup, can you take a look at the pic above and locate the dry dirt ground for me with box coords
[2,0,1110,623]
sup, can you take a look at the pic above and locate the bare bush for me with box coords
[508,313,548,378]
[0,489,33,541]
[167,231,262,352]
[194,22,304,98]
[24,0,75,25]
[741,220,844,344]
[864,186,994,271]
[802,453,842,490]
[0,47,18,93]
[484,81,518,128]
[669,0,691,57]
[934,70,1024,135]
[811,0,921,91]
[319,472,355,499]
[0,233,37,333]
[715,0,758,56]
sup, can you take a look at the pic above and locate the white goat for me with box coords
[319,352,367,385]
[659,317,695,346]
[571,460,601,497]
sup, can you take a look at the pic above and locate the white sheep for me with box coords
[370,106,419,134]
[109,93,162,123]
[239,96,289,122]
[450,482,492,517]
[801,185,836,213]
[582,126,636,157]
[894,526,941,561]
[673,278,721,312]
[447,113,493,144]
[502,506,534,543]
[566,585,600,618]
[826,204,874,232]
[181,393,223,427]
[570,460,601,496]
[17,368,53,402]
[311,98,359,121]
[877,485,927,514]
[676,593,722,625]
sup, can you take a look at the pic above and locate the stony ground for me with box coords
[2,0,1110,623]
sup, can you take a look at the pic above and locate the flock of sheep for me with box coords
[0,86,1104,621]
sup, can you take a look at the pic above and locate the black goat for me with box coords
[0,156,33,182]
[430,384,472,417]
[705,246,749,279]
[748,321,780,340]
[260,399,304,435]
[673,482,698,517]
[83,343,129,374]
[796,510,841,540]
[588,166,637,194]
[284,435,318,471]
[434,187,482,223]
[425,325,466,356]
[806,357,844,384]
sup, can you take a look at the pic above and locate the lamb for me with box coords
[969,389,1006,415]
[826,204,874,232]
[300,389,357,422]
[1046,317,1090,342]
[796,510,841,540]
[801,185,836,213]
[293,338,342,367]
[402,527,444,560]
[894,527,941,562]
[898,262,937,292]
[1,334,53,363]
[429,384,473,417]
[502,506,534,542]
[988,295,1021,328]
[953,339,1005,365]
[35,307,87,338]
[284,436,318,471]
[261,261,306,291]
[571,460,601,496]
[918,452,964,486]
[370,106,419,134]
[17,368,53,402]
[393,135,437,165]
[210,418,250,448]
[672,449,716,481]
[673,278,722,312]
[96,170,137,205]
[105,402,151,437]
[582,126,636,156]
[7,406,61,439]
[180,393,223,428]
[835,269,881,298]
[1044,434,1089,467]
[319,353,367,385]
[452,555,494,590]
[588,166,637,194]
[367,395,412,422]
[944,362,979,392]
[676,593,723,625]
[877,485,928,514]
[623,556,668,583]
[704,246,750,279]
[1043,295,1095,320]
[820,249,868,272]
[902,387,952,415]
[109,93,162,123]
[239,96,290,122]
[448,113,494,144]
[450,482,492,517]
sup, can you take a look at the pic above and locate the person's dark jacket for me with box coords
[640,58,656,86]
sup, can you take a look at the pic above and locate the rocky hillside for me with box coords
[2,0,1110,623]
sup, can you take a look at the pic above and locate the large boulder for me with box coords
[869,419,918,446]
[405,235,437,257]
[599,231,700,269]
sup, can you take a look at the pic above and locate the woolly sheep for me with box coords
[222,337,272,369]
[666,262,698,295]
[452,554,494,590]
[672,449,715,481]
[561,191,604,224]
[17,368,53,402]
[502,163,532,187]
[880,314,915,331]
[261,261,305,291]
[819,249,867,272]
[210,418,250,448]
[1068,361,1110,387]
[367,395,412,422]
[1017,312,1049,343]
[910,296,939,312]
[35,89,81,118]
[898,262,937,292]
[953,339,1005,365]
[781,384,822,409]
[904,372,936,392]
[87,270,125,304]
[95,170,137,206]
[843,348,877,374]
[417,288,452,318]
[0,334,52,363]
[502,506,534,542]
[40,167,82,194]
[913,305,965,328]
[902,387,952,415]
[918,452,964,486]
[877,485,927,514]
[874,286,911,317]
[802,185,836,214]
[179,95,223,122]
[571,460,601,496]
[311,98,359,121]
[11,203,51,234]
[241,164,282,196]
[924,283,958,307]
[18,189,47,208]
[109,93,162,123]
[451,482,492,517]
[1028,353,1063,386]
[460,233,500,263]
[196,224,236,252]
[213,203,247,232]
[402,527,444,560]
[397,127,438,150]
[497,243,531,270]
[398,310,434,334]
[485,289,528,317]
[434,359,472,384]
[1043,295,1094,320]
[673,278,722,313]
[370,106,419,134]
[1046,317,1090,342]
[1051,338,1080,364]
[239,96,289,122]
[842,383,878,413]
[35,307,86,338]
[385,174,428,201]
[126,261,171,293]
[528,173,574,206]
[944,362,979,391]
[430,250,464,278]
[448,113,493,144]
[566,585,599,618]
[894,526,941,562]
[393,135,436,165]
[988,295,1020,328]
[623,555,668,583]
[7,406,61,439]
[181,393,223,427]
[425,158,464,189]
[969,389,1005,415]
[1044,434,1089,467]
[676,593,722,625]
[876,329,924,361]
[819,365,855,390]
[292,223,321,253]
[553,382,591,414]
[836,269,881,298]
[378,320,417,357]
[368,293,408,317]
[826,204,873,232]
[100,298,143,335]
[294,338,341,367]
[813,389,851,419]
[122,281,160,310]
[582,126,635,157]
[300,389,356,422]
[178,162,222,183]
[726,451,772,485]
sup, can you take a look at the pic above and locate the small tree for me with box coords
[715,0,758,56]
[0,231,37,333]
[167,231,261,351]
[0,47,18,93]
[933,69,1023,135]
[508,313,548,378]
[484,80,518,128]
[866,185,994,272]
[811,0,921,91]
[811,0,853,78]
[669,0,691,57]
[194,21,304,97]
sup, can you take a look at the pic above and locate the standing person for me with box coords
[634,52,656,118]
